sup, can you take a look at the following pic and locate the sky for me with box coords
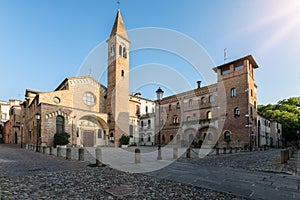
[0,0,299,105]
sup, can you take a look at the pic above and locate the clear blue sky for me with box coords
[0,0,299,105]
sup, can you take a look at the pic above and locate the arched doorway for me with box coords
[198,126,218,147]
[77,116,108,147]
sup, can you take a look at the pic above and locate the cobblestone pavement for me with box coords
[0,144,246,199]
[149,148,300,200]
[179,148,298,175]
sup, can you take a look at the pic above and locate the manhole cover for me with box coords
[105,185,136,197]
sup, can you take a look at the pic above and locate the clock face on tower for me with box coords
[82,92,95,106]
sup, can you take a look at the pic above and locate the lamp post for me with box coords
[156,87,164,160]
[245,114,252,151]
[20,123,24,148]
[35,112,41,152]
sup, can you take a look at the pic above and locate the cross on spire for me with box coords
[117,0,120,9]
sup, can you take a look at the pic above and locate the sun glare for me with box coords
[239,1,300,54]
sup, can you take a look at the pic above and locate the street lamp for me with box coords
[156,87,164,160]
[35,112,41,152]
[20,123,24,148]
[245,114,252,151]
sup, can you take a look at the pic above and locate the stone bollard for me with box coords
[42,146,46,154]
[229,147,232,154]
[280,149,288,164]
[186,148,191,158]
[79,148,84,161]
[235,147,238,153]
[288,148,292,159]
[57,147,62,157]
[25,144,29,150]
[173,147,178,160]
[223,147,226,154]
[66,148,71,160]
[96,148,102,165]
[135,148,141,163]
[49,147,53,155]
[216,148,219,155]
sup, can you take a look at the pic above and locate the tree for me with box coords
[258,97,300,143]
[119,134,130,146]
[53,132,70,146]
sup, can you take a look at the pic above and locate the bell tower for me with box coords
[106,10,130,146]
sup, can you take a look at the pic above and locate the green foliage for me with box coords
[53,132,70,146]
[258,97,300,142]
[119,134,130,145]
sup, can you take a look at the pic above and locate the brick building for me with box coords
[157,56,259,149]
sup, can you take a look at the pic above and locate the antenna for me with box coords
[224,48,227,64]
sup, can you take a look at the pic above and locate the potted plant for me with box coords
[53,132,70,148]
[119,134,130,148]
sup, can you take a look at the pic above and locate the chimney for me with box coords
[197,81,201,89]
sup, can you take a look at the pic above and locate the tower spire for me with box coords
[110,9,128,39]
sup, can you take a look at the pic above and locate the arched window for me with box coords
[141,121,144,127]
[186,116,191,121]
[148,120,151,129]
[121,70,124,77]
[56,115,64,134]
[176,102,180,109]
[250,106,253,116]
[224,131,231,142]
[250,89,253,97]
[206,111,212,119]
[136,105,140,116]
[110,45,115,57]
[231,88,236,97]
[145,106,148,113]
[119,45,122,56]
[188,99,192,107]
[173,115,179,124]
[201,97,206,104]
[129,125,133,137]
[122,47,127,58]
[209,95,214,102]
[234,107,240,117]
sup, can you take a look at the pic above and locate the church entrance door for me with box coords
[83,130,94,147]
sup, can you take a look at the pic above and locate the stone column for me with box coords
[42,146,46,154]
[79,148,84,161]
[66,148,71,160]
[135,148,140,163]
[57,147,62,157]
[173,147,178,160]
[186,148,191,158]
[96,148,102,165]
[223,147,226,154]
